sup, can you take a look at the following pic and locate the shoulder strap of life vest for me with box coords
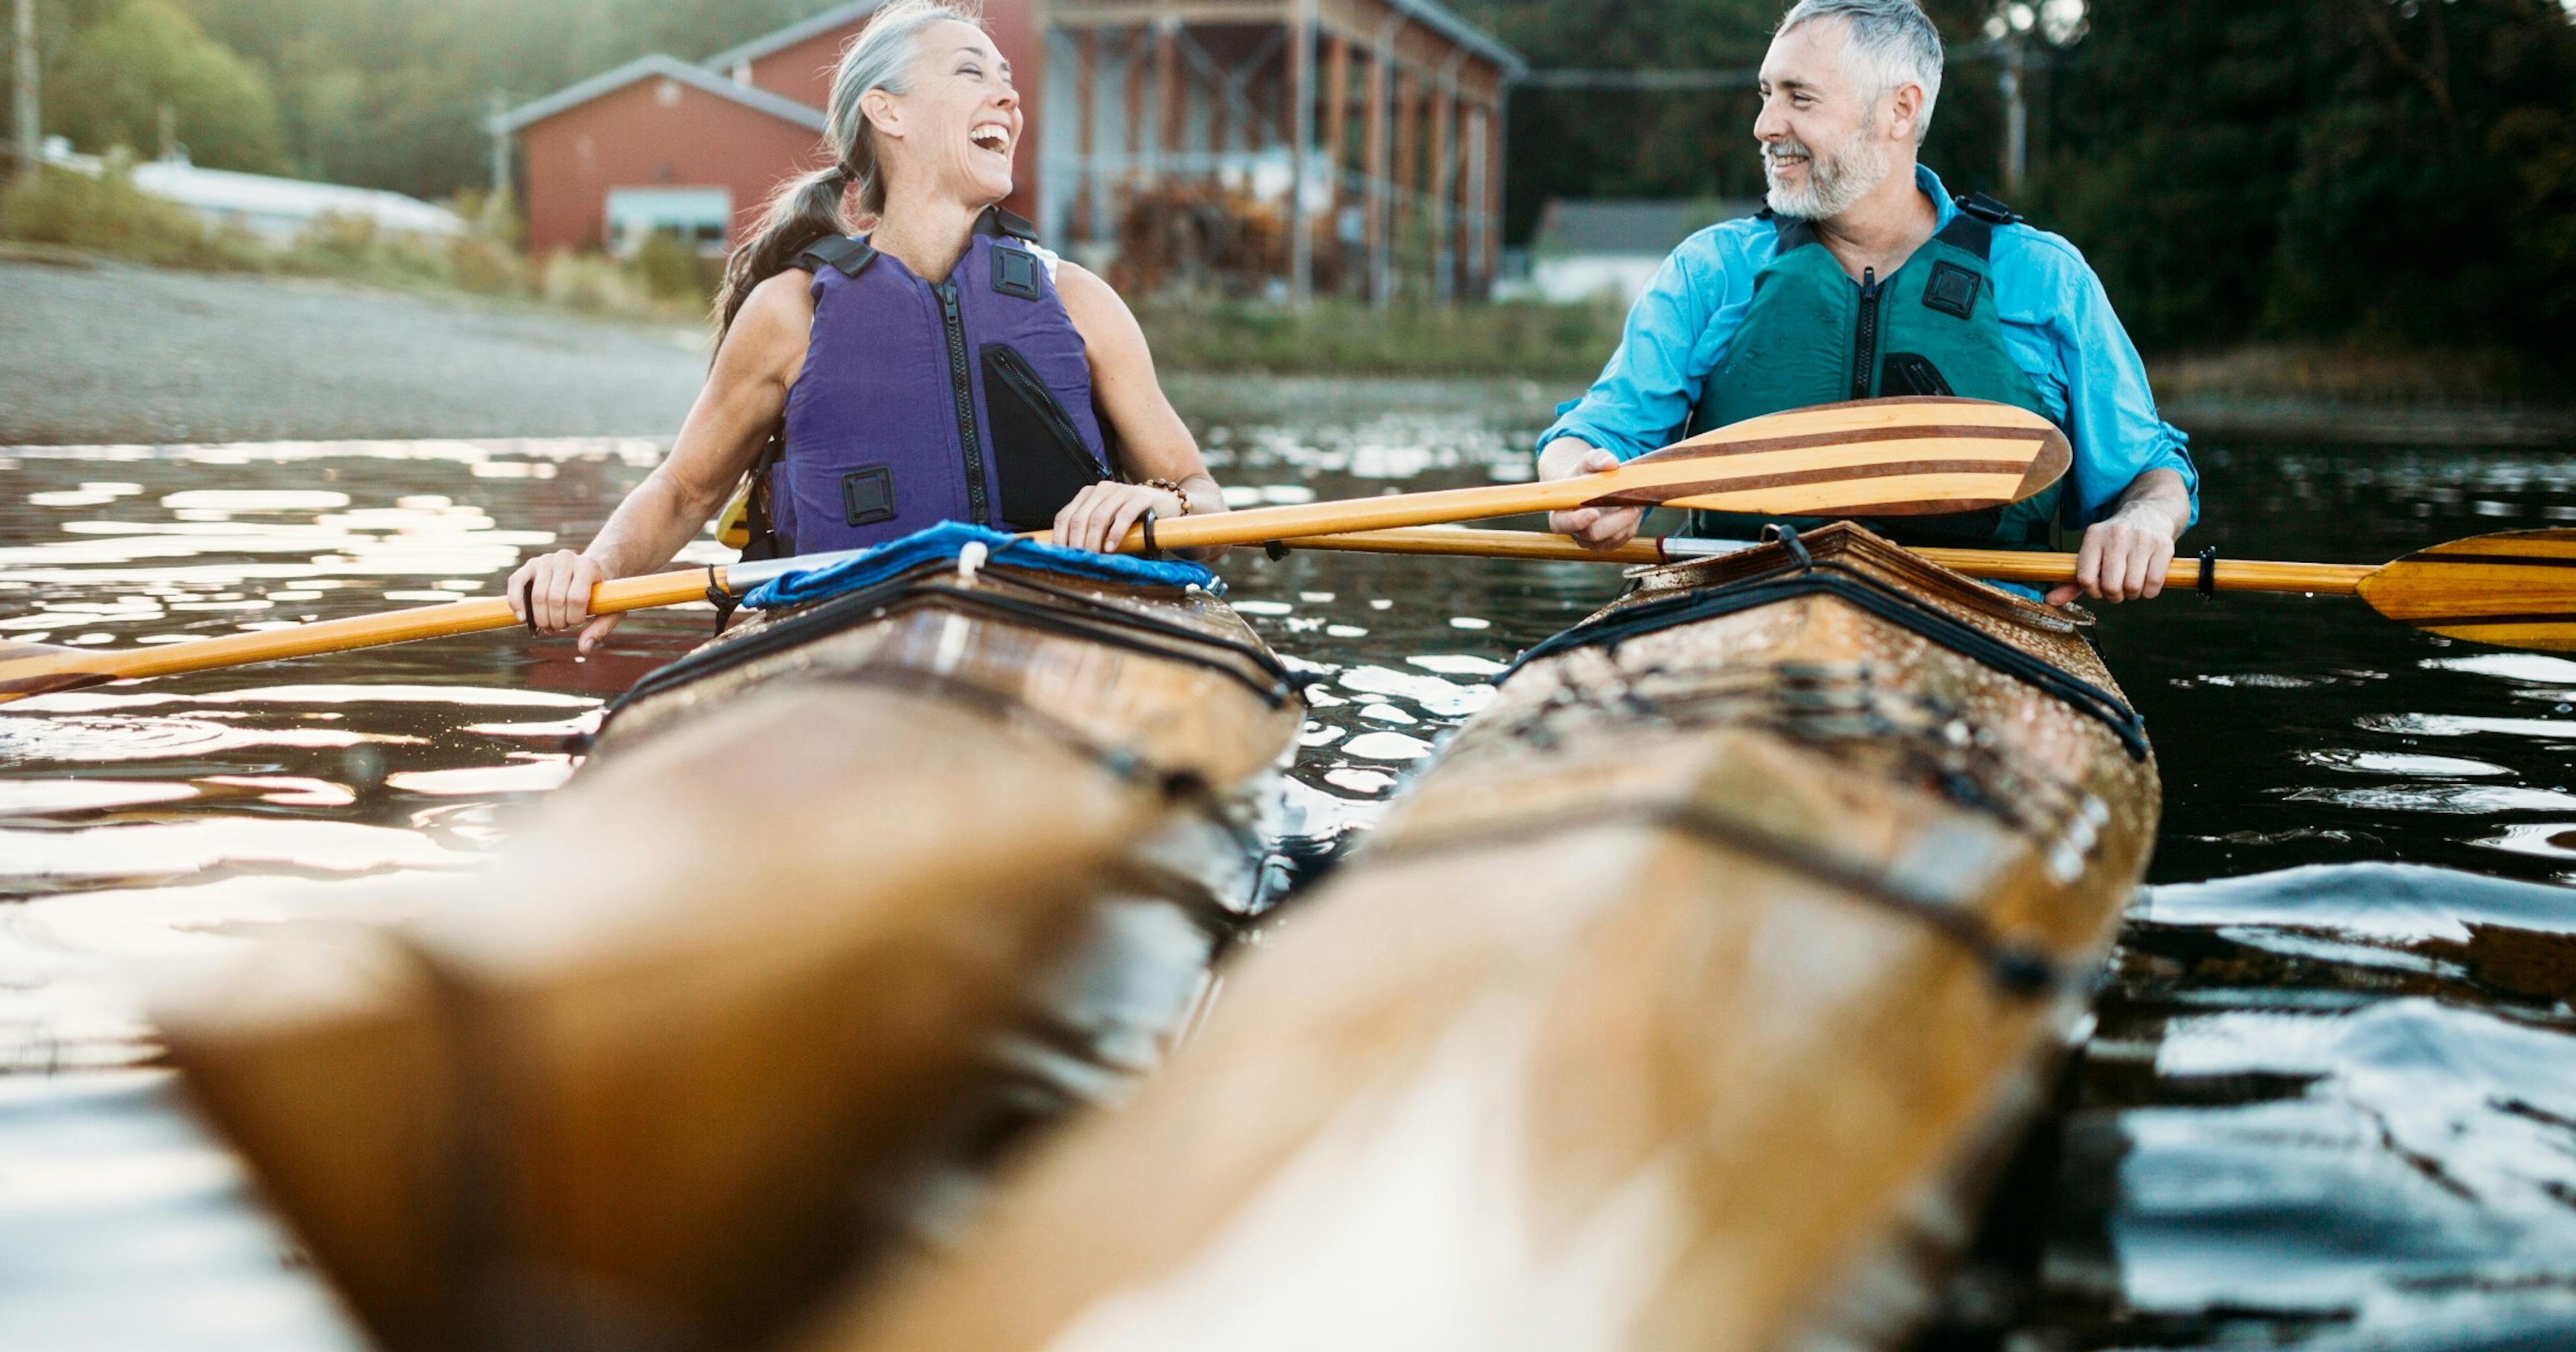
[793,234,877,278]
[976,205,1041,243]
[1935,191,2022,262]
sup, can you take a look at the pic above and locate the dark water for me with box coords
[2,383,2573,1349]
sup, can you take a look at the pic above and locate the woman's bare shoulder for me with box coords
[739,268,818,330]
[718,270,818,376]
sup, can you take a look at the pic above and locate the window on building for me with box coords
[605,186,734,256]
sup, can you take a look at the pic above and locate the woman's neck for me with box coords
[868,196,989,283]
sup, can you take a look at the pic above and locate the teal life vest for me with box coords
[1690,193,2063,551]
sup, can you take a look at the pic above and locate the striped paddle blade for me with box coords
[1582,397,2072,516]
[2357,530,2576,652]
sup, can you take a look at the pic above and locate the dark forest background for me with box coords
[6,0,2575,366]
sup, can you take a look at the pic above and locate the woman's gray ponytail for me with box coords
[714,0,977,334]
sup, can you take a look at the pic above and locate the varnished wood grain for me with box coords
[2357,528,2576,651]
[156,567,1301,1352]
[792,524,2159,1352]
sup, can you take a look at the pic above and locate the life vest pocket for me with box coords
[1880,353,1955,397]
[983,342,1109,530]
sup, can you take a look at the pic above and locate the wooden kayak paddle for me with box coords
[1275,524,2576,653]
[0,398,2065,702]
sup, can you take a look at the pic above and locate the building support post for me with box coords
[1484,88,1505,294]
[1322,32,1350,214]
[1366,13,1402,307]
[487,91,511,199]
[1391,70,1417,301]
[1464,105,1485,298]
[1075,31,1097,244]
[1430,54,1459,302]
[1287,0,1315,306]
[12,0,37,181]
[1150,19,1177,181]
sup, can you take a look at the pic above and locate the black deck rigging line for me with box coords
[820,661,1266,855]
[598,562,1295,730]
[1505,537,2151,761]
[1374,795,2068,999]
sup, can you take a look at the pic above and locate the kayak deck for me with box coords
[799,524,2160,1352]
[154,560,1301,1352]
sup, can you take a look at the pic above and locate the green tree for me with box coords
[50,0,284,170]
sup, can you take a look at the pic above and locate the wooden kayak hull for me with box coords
[797,523,2160,1352]
[154,562,1301,1352]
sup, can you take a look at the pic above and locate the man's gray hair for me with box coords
[1779,0,1944,142]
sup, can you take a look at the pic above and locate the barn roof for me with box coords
[704,0,892,73]
[492,53,830,135]
[1387,0,1526,76]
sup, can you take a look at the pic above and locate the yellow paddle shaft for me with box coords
[1281,526,2381,596]
[0,567,724,694]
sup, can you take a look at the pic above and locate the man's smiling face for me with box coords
[1754,17,1894,221]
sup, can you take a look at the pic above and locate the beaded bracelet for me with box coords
[1141,477,1192,514]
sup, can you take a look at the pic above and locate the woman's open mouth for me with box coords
[970,123,1012,158]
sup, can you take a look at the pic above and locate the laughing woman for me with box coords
[508,0,1228,648]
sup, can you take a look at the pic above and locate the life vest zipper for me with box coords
[936,281,991,525]
[1851,266,1882,402]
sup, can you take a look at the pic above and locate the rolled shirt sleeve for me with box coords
[1998,230,2200,530]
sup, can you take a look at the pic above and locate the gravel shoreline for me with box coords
[9,255,2565,451]
[0,258,712,445]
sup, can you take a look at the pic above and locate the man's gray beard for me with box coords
[1764,132,1891,221]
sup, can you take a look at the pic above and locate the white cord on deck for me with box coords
[957,540,989,583]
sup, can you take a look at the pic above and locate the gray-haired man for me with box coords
[1540,0,2196,604]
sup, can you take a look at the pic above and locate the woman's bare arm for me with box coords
[1051,262,1226,555]
[506,270,812,648]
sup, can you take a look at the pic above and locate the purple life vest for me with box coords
[768,209,1114,553]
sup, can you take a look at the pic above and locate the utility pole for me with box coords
[1999,38,2027,191]
[13,0,38,181]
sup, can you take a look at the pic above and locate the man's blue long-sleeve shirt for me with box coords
[1540,166,2198,531]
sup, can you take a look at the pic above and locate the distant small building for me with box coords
[1511,198,1756,304]
[40,138,464,245]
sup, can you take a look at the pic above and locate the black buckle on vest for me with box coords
[1954,191,2022,225]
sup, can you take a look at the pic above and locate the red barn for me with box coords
[495,0,1518,302]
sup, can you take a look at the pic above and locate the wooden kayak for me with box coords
[152,555,1303,1352]
[796,522,2160,1352]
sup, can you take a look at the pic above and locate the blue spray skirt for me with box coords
[738,523,1220,611]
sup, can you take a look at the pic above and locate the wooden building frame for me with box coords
[1035,0,1522,303]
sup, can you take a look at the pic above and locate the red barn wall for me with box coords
[519,76,829,254]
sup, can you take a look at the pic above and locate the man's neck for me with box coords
[869,195,989,283]
[1815,156,1938,282]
